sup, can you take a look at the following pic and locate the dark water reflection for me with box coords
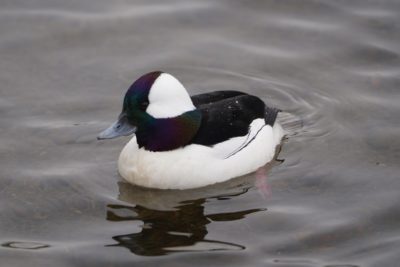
[106,182,262,256]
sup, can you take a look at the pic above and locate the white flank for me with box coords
[146,73,195,118]
[118,120,284,190]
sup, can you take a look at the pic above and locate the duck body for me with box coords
[98,71,284,190]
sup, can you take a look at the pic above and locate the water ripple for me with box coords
[2,241,50,250]
[0,3,213,21]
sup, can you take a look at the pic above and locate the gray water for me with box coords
[1,1,400,266]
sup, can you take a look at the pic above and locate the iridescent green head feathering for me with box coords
[98,71,202,152]
[123,71,162,117]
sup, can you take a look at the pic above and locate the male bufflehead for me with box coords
[98,71,283,189]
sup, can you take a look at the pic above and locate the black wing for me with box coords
[191,91,279,126]
[190,91,280,146]
[191,91,248,107]
[191,93,277,146]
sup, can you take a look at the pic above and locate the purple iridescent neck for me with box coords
[135,109,202,152]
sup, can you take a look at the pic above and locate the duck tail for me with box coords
[264,107,281,126]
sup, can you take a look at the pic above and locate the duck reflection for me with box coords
[106,176,265,256]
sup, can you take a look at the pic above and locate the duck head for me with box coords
[98,71,201,151]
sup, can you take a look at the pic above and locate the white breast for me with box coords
[118,120,284,190]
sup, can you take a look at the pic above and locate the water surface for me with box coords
[1,1,400,266]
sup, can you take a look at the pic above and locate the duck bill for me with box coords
[97,113,137,140]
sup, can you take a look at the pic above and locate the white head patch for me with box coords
[146,73,195,118]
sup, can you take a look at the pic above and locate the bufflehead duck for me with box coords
[98,71,284,189]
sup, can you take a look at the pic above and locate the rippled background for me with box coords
[1,1,400,266]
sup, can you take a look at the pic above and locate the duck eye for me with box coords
[139,101,149,111]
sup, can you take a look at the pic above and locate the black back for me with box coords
[190,91,279,146]
[191,91,248,106]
